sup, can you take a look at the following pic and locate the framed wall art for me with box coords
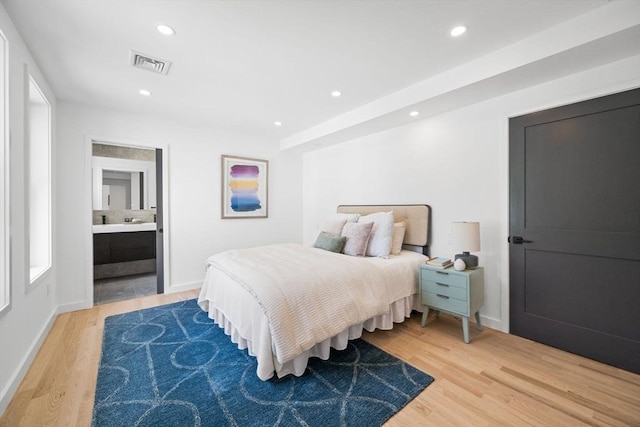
[221,155,268,219]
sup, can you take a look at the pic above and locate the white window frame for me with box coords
[0,28,9,313]
[26,70,52,290]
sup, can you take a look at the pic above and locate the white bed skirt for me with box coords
[203,294,420,380]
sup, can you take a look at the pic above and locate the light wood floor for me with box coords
[1,290,638,426]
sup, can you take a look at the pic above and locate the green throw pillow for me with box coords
[313,231,347,253]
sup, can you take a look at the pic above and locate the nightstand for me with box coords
[419,265,484,343]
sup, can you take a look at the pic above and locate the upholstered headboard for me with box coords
[336,204,431,255]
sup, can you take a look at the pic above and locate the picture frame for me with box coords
[221,155,268,219]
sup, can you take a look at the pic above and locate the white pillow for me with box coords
[358,211,394,257]
[390,221,406,255]
[321,218,347,236]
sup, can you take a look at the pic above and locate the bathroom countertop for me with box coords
[92,223,157,234]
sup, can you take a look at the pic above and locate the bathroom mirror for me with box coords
[102,170,142,210]
[92,157,156,210]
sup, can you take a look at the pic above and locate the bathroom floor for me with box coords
[93,273,157,305]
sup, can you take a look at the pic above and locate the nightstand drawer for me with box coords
[422,280,467,300]
[421,269,467,288]
[421,291,469,315]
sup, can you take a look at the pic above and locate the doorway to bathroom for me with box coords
[90,140,165,305]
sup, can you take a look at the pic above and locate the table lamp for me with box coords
[452,221,480,268]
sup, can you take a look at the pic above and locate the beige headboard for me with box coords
[336,204,431,254]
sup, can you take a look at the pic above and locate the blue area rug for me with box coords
[92,299,434,426]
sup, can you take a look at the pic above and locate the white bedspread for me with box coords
[201,243,391,363]
[198,243,427,379]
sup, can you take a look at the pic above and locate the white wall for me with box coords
[55,102,303,308]
[0,3,58,415]
[302,55,640,332]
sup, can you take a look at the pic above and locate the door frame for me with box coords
[84,135,170,305]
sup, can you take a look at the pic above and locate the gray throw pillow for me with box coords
[313,231,347,253]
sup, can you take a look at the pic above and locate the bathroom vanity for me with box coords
[93,223,157,279]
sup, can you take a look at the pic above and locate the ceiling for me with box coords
[1,0,635,146]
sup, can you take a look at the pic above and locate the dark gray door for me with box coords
[509,88,640,374]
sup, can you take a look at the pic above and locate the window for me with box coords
[0,29,9,312]
[27,74,51,286]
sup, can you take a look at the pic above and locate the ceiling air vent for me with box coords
[130,50,171,75]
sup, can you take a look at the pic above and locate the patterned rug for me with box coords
[92,299,434,426]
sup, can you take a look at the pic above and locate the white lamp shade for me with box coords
[451,222,480,252]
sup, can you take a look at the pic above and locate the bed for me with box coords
[197,204,431,380]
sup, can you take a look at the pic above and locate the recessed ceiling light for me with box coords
[139,89,152,96]
[409,111,420,117]
[331,90,342,97]
[450,25,467,37]
[156,24,176,36]
[274,121,283,126]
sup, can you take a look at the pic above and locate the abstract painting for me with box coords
[221,155,268,218]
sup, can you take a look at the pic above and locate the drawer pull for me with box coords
[436,294,450,299]
[436,271,449,275]
[436,282,449,287]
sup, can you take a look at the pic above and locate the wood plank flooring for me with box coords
[1,290,638,426]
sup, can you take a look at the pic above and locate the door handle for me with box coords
[508,236,533,244]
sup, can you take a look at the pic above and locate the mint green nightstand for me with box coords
[419,265,484,343]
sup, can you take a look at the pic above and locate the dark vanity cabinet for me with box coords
[93,231,156,265]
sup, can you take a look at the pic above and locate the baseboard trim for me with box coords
[0,308,57,416]
[166,281,202,294]
[479,314,504,333]
[57,300,92,314]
